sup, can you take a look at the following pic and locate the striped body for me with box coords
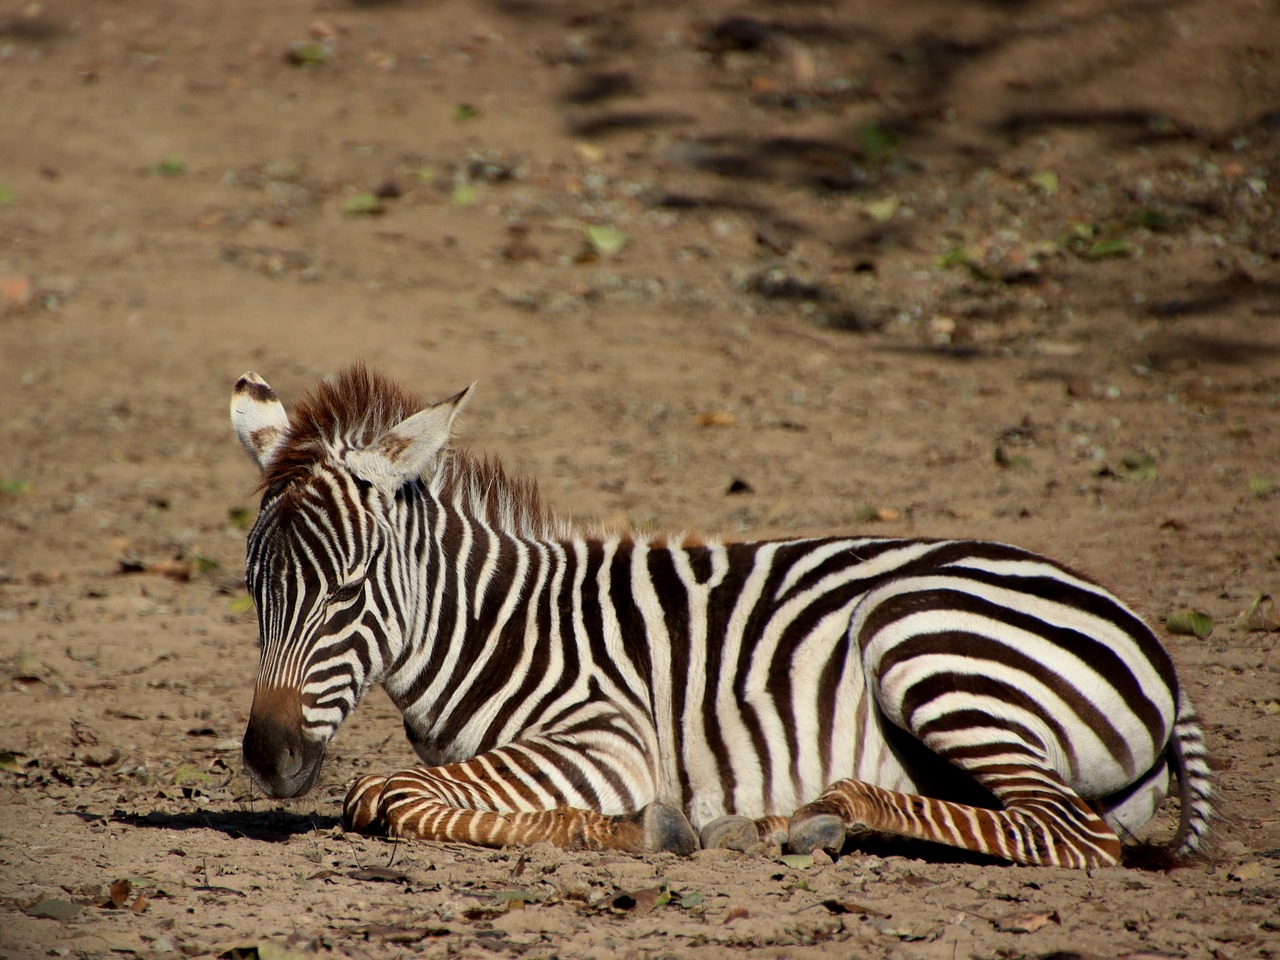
[231,366,1213,867]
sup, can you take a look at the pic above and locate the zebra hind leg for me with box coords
[342,770,697,854]
[788,763,1123,868]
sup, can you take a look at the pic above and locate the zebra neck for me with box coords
[384,503,593,761]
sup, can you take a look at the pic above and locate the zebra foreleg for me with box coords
[788,777,1122,867]
[699,815,791,852]
[343,772,696,854]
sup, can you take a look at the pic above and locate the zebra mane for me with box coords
[433,451,568,540]
[261,363,565,538]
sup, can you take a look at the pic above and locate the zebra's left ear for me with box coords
[347,383,475,493]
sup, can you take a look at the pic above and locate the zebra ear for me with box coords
[347,383,475,493]
[231,372,291,471]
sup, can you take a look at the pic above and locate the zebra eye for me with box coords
[329,581,363,605]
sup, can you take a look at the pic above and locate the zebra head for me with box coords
[229,368,471,799]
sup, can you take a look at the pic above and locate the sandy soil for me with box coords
[2,0,1279,957]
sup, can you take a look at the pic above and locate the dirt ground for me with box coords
[2,0,1279,957]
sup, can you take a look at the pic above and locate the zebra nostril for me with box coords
[280,742,303,778]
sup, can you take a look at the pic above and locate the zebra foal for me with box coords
[230,364,1213,867]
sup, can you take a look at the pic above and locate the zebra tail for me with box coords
[1168,691,1216,861]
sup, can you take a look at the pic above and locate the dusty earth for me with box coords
[2,0,1279,957]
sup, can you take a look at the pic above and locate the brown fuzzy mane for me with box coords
[260,363,424,492]
[260,363,564,538]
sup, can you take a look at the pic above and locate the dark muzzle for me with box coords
[242,686,327,799]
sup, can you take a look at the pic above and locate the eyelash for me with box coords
[330,582,363,604]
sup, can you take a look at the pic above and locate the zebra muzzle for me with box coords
[242,688,327,799]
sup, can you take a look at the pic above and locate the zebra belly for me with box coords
[676,610,920,830]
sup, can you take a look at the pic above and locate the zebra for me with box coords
[230,363,1214,868]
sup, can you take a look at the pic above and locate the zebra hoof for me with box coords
[788,812,847,856]
[642,802,698,856]
[343,774,390,836]
[700,816,761,852]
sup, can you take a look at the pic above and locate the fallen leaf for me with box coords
[347,866,414,884]
[70,719,99,746]
[285,42,330,66]
[80,746,121,768]
[154,156,186,176]
[778,854,813,869]
[13,652,43,678]
[1116,453,1157,482]
[855,505,900,523]
[343,193,385,217]
[355,924,449,944]
[1250,476,1276,498]
[992,909,1060,933]
[25,899,83,921]
[115,557,192,581]
[864,916,941,941]
[863,196,900,223]
[994,446,1031,469]
[1236,594,1280,632]
[173,764,214,786]
[1,274,33,312]
[609,885,666,914]
[1084,237,1133,260]
[492,889,545,905]
[1029,170,1059,195]
[819,899,890,918]
[105,879,133,910]
[450,183,477,207]
[583,224,628,257]
[859,123,898,164]
[678,891,704,909]
[724,906,751,923]
[1228,861,1263,882]
[1166,609,1214,639]
[696,411,735,428]
[0,750,29,773]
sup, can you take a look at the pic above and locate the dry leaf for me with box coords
[70,719,100,747]
[993,909,1060,933]
[25,899,82,922]
[1236,594,1280,632]
[1,274,34,312]
[107,879,132,909]
[819,898,890,918]
[609,886,664,914]
[1228,861,1263,882]
[347,867,414,884]
[696,411,736,428]
[724,906,751,923]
